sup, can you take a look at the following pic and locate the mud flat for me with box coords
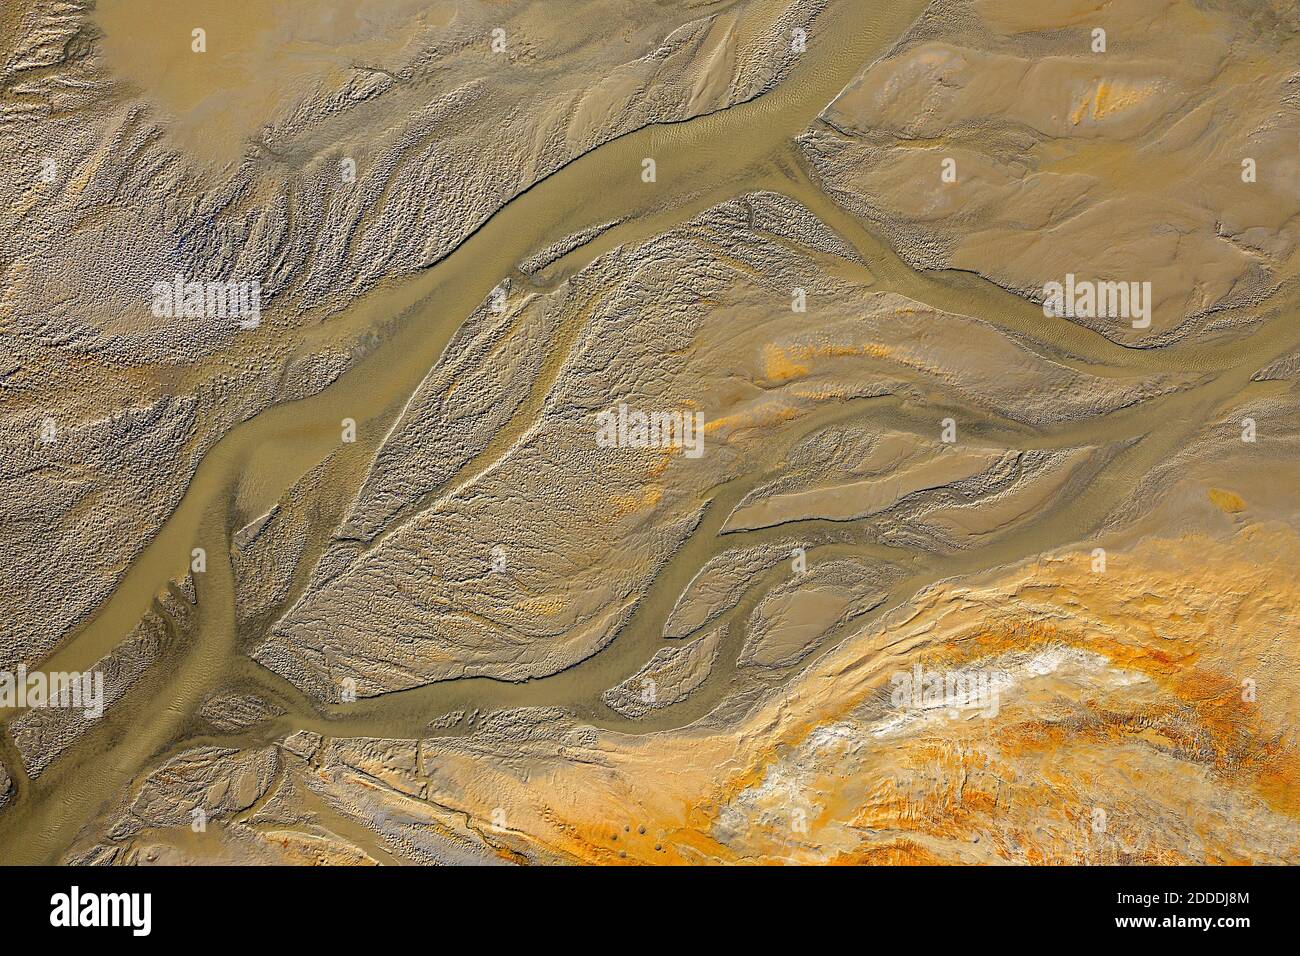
[1,0,1298,865]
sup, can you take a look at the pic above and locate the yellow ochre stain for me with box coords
[763,342,890,382]
[1072,79,1157,125]
[1208,488,1245,513]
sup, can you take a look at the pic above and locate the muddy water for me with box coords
[3,0,1298,864]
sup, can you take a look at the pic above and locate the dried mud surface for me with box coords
[0,0,1297,865]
